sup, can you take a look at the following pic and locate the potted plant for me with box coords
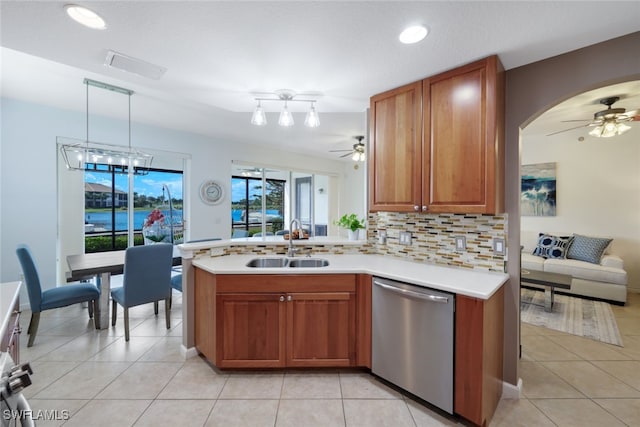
[334,213,366,240]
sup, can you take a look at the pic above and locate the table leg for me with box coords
[544,286,554,312]
[96,272,111,330]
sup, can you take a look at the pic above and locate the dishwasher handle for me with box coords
[373,280,450,303]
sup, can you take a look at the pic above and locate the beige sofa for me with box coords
[521,231,628,304]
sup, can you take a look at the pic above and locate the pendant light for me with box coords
[278,100,294,127]
[304,102,320,128]
[59,78,153,175]
[251,101,267,126]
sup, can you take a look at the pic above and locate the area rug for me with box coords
[520,288,624,347]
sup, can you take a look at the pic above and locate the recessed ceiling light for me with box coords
[65,4,107,30]
[399,25,428,44]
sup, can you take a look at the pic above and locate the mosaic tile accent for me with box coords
[193,243,375,260]
[367,212,508,272]
[191,212,507,273]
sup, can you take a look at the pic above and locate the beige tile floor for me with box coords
[14,291,640,426]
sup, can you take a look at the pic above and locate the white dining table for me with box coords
[66,247,181,329]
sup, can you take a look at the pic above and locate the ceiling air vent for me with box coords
[104,50,167,80]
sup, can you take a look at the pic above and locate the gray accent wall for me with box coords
[503,31,640,386]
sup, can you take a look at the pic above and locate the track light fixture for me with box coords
[251,90,320,128]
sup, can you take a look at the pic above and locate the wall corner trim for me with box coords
[501,378,523,400]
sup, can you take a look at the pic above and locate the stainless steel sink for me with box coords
[246,257,289,268]
[288,258,330,268]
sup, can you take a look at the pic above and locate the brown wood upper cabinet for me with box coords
[369,55,505,214]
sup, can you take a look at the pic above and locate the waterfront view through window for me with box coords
[84,166,183,252]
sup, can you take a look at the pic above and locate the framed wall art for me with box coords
[521,162,556,216]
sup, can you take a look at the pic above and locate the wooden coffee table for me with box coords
[521,269,572,312]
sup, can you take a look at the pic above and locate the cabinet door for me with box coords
[216,293,286,368]
[454,286,504,426]
[286,292,356,367]
[369,81,423,212]
[424,56,503,214]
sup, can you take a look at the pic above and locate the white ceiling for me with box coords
[1,1,639,159]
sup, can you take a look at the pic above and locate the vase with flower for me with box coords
[142,209,170,244]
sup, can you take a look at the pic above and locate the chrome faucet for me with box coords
[288,218,301,257]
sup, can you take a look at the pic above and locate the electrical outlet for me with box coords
[399,231,412,246]
[455,236,466,251]
[493,238,506,255]
[210,247,224,257]
[378,229,387,244]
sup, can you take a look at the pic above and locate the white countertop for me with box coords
[192,254,507,300]
[0,281,21,338]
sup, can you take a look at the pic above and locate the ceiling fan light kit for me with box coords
[549,95,638,138]
[588,121,631,138]
[330,135,366,162]
[251,89,320,128]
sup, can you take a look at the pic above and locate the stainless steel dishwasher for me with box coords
[372,277,455,414]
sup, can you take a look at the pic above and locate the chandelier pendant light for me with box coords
[251,89,320,128]
[59,78,153,175]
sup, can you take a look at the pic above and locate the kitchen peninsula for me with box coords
[178,236,508,426]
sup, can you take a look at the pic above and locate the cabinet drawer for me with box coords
[216,274,356,293]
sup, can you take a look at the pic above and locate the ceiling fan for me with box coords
[330,136,366,161]
[547,96,639,138]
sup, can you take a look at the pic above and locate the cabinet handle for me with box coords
[287,295,292,302]
[422,206,427,212]
[279,295,285,302]
[413,205,419,211]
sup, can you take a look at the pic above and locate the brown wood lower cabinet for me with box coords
[194,269,371,369]
[287,291,355,367]
[454,286,505,427]
[217,293,286,368]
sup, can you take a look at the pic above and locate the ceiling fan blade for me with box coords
[623,109,640,120]
[546,123,589,136]
[339,152,353,158]
[329,149,353,152]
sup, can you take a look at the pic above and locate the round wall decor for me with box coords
[199,180,224,205]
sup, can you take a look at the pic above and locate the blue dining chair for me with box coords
[111,244,173,341]
[231,229,249,238]
[16,244,101,347]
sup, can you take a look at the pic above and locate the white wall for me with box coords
[521,130,640,292]
[1,97,363,302]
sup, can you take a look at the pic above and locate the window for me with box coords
[231,165,330,237]
[232,175,285,236]
[84,167,183,252]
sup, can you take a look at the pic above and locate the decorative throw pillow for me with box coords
[532,233,574,259]
[567,234,613,264]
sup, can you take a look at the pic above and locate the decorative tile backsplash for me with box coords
[368,212,508,272]
[192,243,375,260]
[194,212,507,273]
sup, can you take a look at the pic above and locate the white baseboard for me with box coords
[180,345,198,360]
[502,378,523,399]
